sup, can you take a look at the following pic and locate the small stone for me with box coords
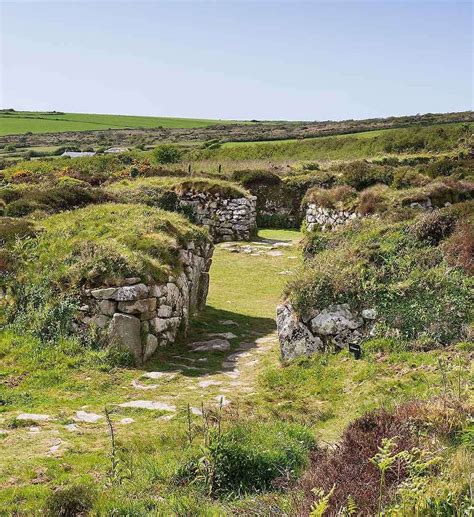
[64,424,79,432]
[118,298,156,314]
[17,413,50,422]
[142,371,177,380]
[362,308,377,320]
[157,305,173,318]
[91,287,117,300]
[190,339,231,352]
[120,418,135,424]
[190,407,203,416]
[267,250,283,257]
[75,411,102,423]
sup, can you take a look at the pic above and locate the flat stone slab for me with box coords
[17,413,50,422]
[209,332,238,340]
[64,424,79,432]
[142,372,177,380]
[75,411,103,423]
[120,418,135,425]
[119,400,176,412]
[267,250,284,257]
[197,380,222,388]
[219,320,238,326]
[190,407,203,416]
[190,339,230,352]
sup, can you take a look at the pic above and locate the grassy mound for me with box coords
[3,204,210,340]
[289,203,473,346]
[106,176,248,200]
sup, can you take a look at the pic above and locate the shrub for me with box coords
[0,217,37,245]
[177,421,315,496]
[230,169,281,188]
[442,222,474,275]
[357,185,389,215]
[392,167,429,189]
[44,484,96,517]
[411,210,457,245]
[304,185,357,209]
[295,407,416,515]
[152,144,182,164]
[338,161,393,190]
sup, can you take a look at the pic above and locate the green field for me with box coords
[0,111,237,136]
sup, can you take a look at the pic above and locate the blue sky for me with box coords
[1,1,472,120]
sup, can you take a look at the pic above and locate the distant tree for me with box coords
[152,144,182,164]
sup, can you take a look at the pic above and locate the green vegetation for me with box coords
[0,111,236,135]
[193,123,471,161]
[291,203,473,346]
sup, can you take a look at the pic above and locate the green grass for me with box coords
[193,122,471,162]
[0,111,239,136]
[0,228,471,514]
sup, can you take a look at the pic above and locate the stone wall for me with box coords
[305,204,360,232]
[276,302,377,362]
[179,192,257,242]
[79,240,213,364]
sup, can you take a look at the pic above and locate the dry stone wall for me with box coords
[277,302,377,362]
[305,204,360,232]
[78,240,213,364]
[179,192,257,242]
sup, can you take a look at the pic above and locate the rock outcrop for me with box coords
[79,240,213,364]
[305,204,360,232]
[179,192,257,242]
[276,302,376,361]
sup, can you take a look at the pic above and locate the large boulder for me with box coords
[276,304,324,362]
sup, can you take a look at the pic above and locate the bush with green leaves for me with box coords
[152,144,182,164]
[177,421,315,496]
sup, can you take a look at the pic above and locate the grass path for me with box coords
[0,229,301,512]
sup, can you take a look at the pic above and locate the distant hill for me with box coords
[0,110,238,136]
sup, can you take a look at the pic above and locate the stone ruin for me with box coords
[179,192,257,242]
[77,240,213,364]
[276,302,377,362]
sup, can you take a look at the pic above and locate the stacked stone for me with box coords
[80,240,213,364]
[306,204,359,232]
[180,193,257,242]
[277,302,377,362]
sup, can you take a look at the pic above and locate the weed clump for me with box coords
[176,421,315,496]
[44,484,96,517]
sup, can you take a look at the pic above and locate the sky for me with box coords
[0,0,472,121]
